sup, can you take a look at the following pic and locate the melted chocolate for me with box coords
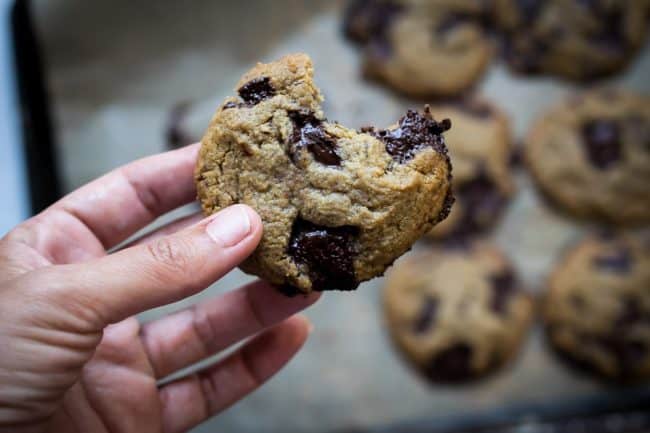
[582,119,622,169]
[238,77,275,105]
[367,108,451,164]
[287,218,359,292]
[288,110,341,166]
[425,343,474,383]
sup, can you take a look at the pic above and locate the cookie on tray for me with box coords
[344,0,494,97]
[494,0,650,80]
[383,242,533,383]
[544,233,650,382]
[525,89,650,225]
[195,54,454,295]
[426,97,515,239]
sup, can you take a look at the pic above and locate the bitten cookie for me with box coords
[344,0,493,97]
[544,233,650,382]
[426,98,514,239]
[195,54,453,295]
[495,0,650,80]
[525,89,650,225]
[383,242,533,383]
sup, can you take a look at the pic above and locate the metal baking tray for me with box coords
[26,1,650,432]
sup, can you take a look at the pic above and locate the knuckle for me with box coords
[145,236,196,279]
[147,237,194,272]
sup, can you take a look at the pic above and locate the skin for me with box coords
[0,143,320,433]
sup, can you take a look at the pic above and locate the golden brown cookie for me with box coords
[344,0,494,97]
[495,0,650,80]
[544,233,650,382]
[526,89,650,225]
[195,54,453,295]
[383,242,533,383]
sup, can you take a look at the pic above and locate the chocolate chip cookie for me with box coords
[495,0,650,80]
[425,97,514,239]
[383,242,533,383]
[195,54,453,295]
[525,89,650,225]
[544,233,650,382]
[344,0,494,97]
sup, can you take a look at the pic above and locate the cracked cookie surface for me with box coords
[544,233,650,382]
[195,54,453,295]
[383,242,533,383]
[525,89,650,225]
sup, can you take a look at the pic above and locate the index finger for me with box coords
[51,143,201,249]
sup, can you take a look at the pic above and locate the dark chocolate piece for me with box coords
[368,108,451,164]
[343,0,404,58]
[582,119,622,169]
[592,247,632,273]
[489,269,517,314]
[238,77,275,105]
[425,343,474,383]
[287,218,359,292]
[288,110,341,166]
[413,296,438,333]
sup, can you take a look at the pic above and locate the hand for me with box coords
[0,144,319,433]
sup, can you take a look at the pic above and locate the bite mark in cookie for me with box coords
[365,108,451,164]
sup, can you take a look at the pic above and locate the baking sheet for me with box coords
[33,1,650,432]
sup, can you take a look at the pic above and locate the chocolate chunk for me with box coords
[343,0,403,56]
[582,120,622,169]
[425,343,474,383]
[589,8,626,53]
[222,101,238,110]
[287,218,359,292]
[288,110,341,166]
[516,0,543,23]
[451,170,507,238]
[489,269,517,314]
[238,77,275,105]
[413,296,438,333]
[592,247,632,273]
[368,108,451,164]
[615,298,650,328]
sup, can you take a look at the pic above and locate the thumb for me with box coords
[29,204,262,326]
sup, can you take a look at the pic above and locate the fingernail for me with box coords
[206,205,251,247]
